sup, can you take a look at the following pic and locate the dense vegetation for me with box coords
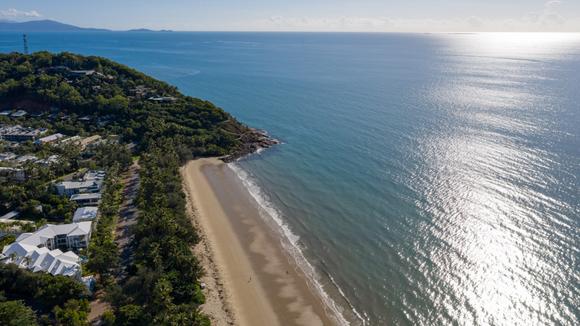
[0,264,89,325]
[0,52,267,324]
[103,143,208,325]
[85,162,123,278]
[0,51,249,157]
[0,142,81,218]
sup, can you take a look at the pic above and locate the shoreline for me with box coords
[181,158,339,326]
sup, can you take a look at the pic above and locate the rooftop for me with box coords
[70,193,102,201]
[73,207,99,222]
[10,110,27,117]
[36,133,65,144]
[1,221,92,277]
[0,152,17,161]
[57,180,96,190]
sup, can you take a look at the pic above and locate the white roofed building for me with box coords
[0,152,17,162]
[15,221,92,251]
[73,207,99,222]
[0,222,92,278]
[10,110,27,118]
[35,133,65,145]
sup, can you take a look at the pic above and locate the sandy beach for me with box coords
[181,158,337,326]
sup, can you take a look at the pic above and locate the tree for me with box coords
[53,299,89,326]
[116,304,145,326]
[101,310,116,326]
[0,300,38,326]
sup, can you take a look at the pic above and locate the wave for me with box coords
[228,163,364,326]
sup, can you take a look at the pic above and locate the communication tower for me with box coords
[23,34,29,54]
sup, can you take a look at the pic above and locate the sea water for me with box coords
[1,32,578,325]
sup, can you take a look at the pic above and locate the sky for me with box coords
[1,0,579,32]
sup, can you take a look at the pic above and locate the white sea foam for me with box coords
[228,163,364,326]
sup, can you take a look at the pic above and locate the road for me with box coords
[88,160,140,324]
[114,160,140,281]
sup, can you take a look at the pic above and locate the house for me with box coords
[15,154,38,164]
[1,245,81,278]
[79,135,102,149]
[73,207,98,223]
[70,193,101,206]
[10,110,27,118]
[83,170,106,182]
[68,70,95,77]
[148,96,177,103]
[55,180,100,196]
[0,152,17,162]
[29,112,44,118]
[0,125,48,142]
[59,135,82,146]
[36,155,60,167]
[0,221,92,278]
[0,167,26,182]
[10,222,92,251]
[35,133,65,145]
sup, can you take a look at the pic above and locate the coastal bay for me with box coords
[1,32,578,325]
[182,159,336,326]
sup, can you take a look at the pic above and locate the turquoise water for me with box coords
[2,32,579,325]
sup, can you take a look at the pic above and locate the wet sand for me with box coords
[182,158,337,326]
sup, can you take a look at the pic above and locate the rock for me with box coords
[222,129,279,163]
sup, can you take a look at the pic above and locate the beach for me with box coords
[181,158,337,326]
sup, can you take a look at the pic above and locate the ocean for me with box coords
[1,32,579,325]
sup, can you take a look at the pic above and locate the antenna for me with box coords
[23,34,29,55]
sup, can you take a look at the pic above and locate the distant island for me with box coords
[127,28,174,33]
[0,20,173,33]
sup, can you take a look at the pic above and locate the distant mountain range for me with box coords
[0,20,172,33]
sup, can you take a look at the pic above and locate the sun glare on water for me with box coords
[410,31,580,325]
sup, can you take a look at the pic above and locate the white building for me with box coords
[36,155,61,167]
[36,133,65,145]
[0,222,93,278]
[1,245,81,278]
[15,155,38,164]
[10,110,27,118]
[55,180,100,196]
[13,222,92,251]
[73,207,99,222]
[0,152,17,162]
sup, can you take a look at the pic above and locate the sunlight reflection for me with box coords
[444,32,580,59]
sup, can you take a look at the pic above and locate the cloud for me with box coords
[544,0,562,11]
[527,0,566,27]
[467,16,485,28]
[248,0,578,32]
[266,16,392,31]
[0,8,42,19]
